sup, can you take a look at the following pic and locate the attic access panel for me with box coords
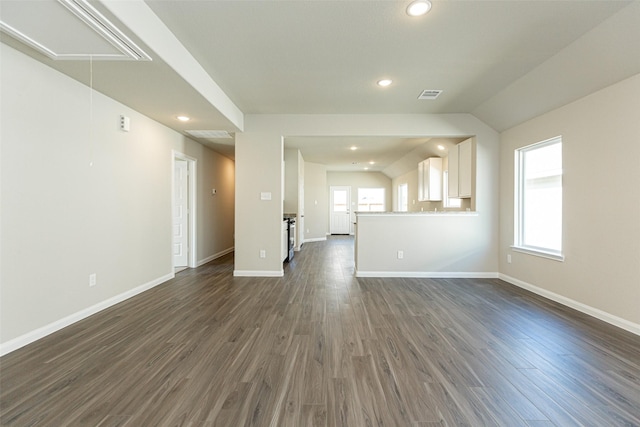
[0,0,151,61]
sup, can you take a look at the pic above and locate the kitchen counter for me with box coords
[354,210,493,278]
[356,210,478,217]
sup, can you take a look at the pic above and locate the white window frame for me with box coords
[357,187,385,212]
[513,136,564,261]
[397,183,408,212]
[442,171,462,209]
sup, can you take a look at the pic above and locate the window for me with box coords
[357,188,385,212]
[442,171,462,208]
[397,183,408,212]
[514,136,563,259]
[332,189,348,212]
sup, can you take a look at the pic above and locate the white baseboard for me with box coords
[233,270,284,277]
[355,270,499,279]
[304,237,327,243]
[0,272,175,357]
[197,246,234,267]
[499,273,640,337]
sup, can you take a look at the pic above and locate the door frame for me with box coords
[172,150,197,269]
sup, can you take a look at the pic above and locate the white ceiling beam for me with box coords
[100,0,244,132]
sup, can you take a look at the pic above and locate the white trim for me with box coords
[0,272,174,357]
[355,270,499,279]
[197,247,234,267]
[514,136,563,255]
[101,0,244,131]
[499,273,640,337]
[511,245,564,262]
[233,270,284,277]
[303,237,327,243]
[172,151,197,269]
[0,0,152,61]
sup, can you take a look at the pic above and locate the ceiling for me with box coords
[2,0,639,176]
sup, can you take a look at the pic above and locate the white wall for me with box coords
[356,213,490,276]
[234,131,284,276]
[303,162,328,241]
[189,143,236,264]
[499,73,640,332]
[283,148,299,214]
[0,45,235,353]
[234,114,499,276]
[392,169,419,212]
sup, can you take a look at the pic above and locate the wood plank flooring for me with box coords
[1,236,639,426]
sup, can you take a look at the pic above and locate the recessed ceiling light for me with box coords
[407,0,432,17]
[369,161,375,165]
[377,79,393,87]
[364,167,369,171]
[350,146,358,151]
[177,115,190,122]
[437,145,445,151]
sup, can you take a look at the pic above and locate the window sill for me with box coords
[511,246,564,262]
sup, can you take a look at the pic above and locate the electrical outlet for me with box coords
[507,254,512,264]
[260,249,266,258]
[89,273,97,287]
[397,250,404,259]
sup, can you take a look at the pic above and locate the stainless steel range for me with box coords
[287,218,296,262]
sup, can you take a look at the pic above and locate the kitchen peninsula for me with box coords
[355,211,496,278]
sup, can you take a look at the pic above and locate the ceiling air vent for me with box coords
[185,130,232,139]
[418,90,443,100]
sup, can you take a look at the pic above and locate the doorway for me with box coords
[329,186,351,235]
[172,152,197,271]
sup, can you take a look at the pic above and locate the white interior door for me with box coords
[173,159,189,268]
[330,186,351,234]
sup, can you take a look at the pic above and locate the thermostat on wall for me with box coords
[120,115,130,132]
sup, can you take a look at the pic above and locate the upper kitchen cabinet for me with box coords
[418,157,443,201]
[448,138,474,199]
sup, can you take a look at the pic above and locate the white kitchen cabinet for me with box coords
[448,138,473,199]
[418,157,442,201]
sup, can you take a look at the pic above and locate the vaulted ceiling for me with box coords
[2,0,639,174]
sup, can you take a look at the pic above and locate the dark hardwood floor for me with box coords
[1,236,639,426]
